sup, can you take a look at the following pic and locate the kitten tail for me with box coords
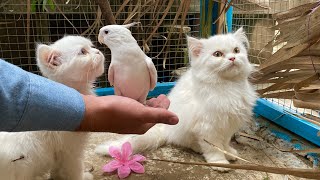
[95,126,166,156]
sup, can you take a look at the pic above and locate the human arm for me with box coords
[0,59,85,131]
[0,59,178,132]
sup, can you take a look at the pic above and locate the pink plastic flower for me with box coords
[102,142,146,179]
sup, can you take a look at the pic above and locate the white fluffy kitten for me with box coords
[95,28,257,171]
[0,36,105,180]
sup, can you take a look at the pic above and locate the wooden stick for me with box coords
[95,0,116,25]
[204,139,254,164]
[216,0,226,34]
[26,0,31,71]
[150,158,320,179]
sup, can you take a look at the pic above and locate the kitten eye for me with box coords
[104,30,109,34]
[80,48,88,55]
[234,47,240,53]
[11,155,25,162]
[213,51,223,57]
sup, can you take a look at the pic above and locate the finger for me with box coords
[146,97,157,107]
[146,100,161,108]
[157,94,167,100]
[146,95,170,109]
[141,107,179,125]
[157,94,170,109]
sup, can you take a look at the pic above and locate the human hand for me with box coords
[146,94,170,109]
[77,95,178,134]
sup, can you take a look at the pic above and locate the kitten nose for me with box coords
[229,57,235,62]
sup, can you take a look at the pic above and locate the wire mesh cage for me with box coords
[232,0,320,123]
[0,0,200,87]
[1,0,320,125]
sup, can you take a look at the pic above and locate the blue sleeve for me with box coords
[0,59,85,131]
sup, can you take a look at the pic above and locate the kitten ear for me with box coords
[233,27,250,49]
[122,22,140,29]
[36,44,61,68]
[187,36,203,57]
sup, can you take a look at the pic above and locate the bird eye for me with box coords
[213,51,223,57]
[80,48,88,55]
[234,47,240,53]
[104,30,109,34]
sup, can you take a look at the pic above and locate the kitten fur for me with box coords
[95,28,257,172]
[0,36,105,180]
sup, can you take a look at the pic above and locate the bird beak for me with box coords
[98,34,103,45]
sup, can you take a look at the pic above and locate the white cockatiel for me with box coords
[98,22,157,104]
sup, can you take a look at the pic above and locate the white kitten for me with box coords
[0,36,105,180]
[95,28,257,172]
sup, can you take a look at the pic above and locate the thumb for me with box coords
[141,107,179,125]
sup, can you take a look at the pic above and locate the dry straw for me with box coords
[151,139,320,179]
[253,1,320,111]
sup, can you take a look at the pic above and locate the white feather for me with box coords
[98,23,157,104]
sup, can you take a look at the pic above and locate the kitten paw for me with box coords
[208,160,231,172]
[83,172,93,180]
[225,146,238,161]
[94,144,111,156]
[94,140,124,156]
[225,155,237,161]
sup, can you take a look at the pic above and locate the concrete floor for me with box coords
[83,118,315,180]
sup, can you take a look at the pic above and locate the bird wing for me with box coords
[145,56,157,90]
[108,63,114,86]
